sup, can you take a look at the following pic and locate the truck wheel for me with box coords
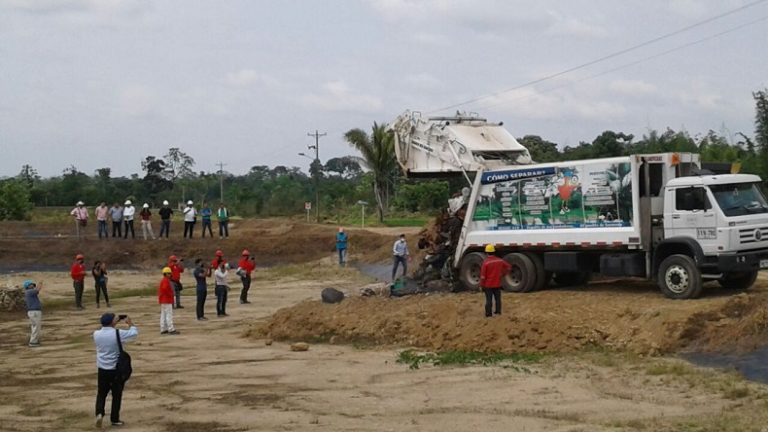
[501,253,536,292]
[657,254,702,299]
[459,252,486,291]
[552,272,590,287]
[524,253,547,291]
[718,271,758,290]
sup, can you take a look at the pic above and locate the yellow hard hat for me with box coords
[484,244,496,253]
[162,266,172,274]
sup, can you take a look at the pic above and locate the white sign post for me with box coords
[304,201,312,222]
[357,200,368,228]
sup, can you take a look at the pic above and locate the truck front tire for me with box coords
[459,252,486,291]
[657,254,702,299]
[502,253,536,292]
[718,270,758,290]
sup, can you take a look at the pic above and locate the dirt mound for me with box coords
[0,219,399,270]
[250,278,768,355]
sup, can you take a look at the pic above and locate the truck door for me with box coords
[668,187,719,253]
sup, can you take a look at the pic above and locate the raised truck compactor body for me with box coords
[454,153,768,299]
[389,111,532,181]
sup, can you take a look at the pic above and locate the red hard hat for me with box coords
[241,249,250,256]
[75,254,84,260]
[169,255,178,262]
[215,250,223,257]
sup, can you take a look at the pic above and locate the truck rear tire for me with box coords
[718,271,758,290]
[501,253,536,293]
[525,253,548,291]
[552,272,590,287]
[459,252,486,291]
[657,254,702,299]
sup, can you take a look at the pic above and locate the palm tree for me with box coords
[345,122,397,222]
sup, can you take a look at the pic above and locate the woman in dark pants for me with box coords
[92,261,110,308]
[193,259,211,320]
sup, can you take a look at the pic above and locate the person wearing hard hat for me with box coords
[70,254,87,310]
[122,200,136,239]
[139,203,156,240]
[109,202,123,238]
[211,249,226,270]
[237,249,256,304]
[479,244,512,318]
[158,267,179,335]
[24,279,44,347]
[158,200,173,239]
[336,227,348,267]
[183,200,197,239]
[168,255,185,308]
[70,201,89,239]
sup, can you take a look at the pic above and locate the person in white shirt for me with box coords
[93,313,138,427]
[122,200,136,239]
[392,234,410,281]
[183,200,197,239]
[214,262,229,317]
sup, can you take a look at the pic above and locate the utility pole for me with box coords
[307,130,326,223]
[216,162,226,203]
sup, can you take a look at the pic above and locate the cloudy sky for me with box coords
[1,0,767,177]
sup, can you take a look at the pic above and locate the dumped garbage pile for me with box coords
[0,287,26,312]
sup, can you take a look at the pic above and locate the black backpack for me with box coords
[115,329,133,382]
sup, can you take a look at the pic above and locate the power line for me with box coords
[471,14,768,112]
[216,161,226,203]
[429,0,768,113]
[306,130,326,223]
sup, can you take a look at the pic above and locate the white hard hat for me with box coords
[76,201,84,206]
[162,200,169,206]
[125,200,132,205]
[187,200,193,205]
[143,203,149,208]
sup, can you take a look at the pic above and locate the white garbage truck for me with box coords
[390,111,768,298]
[455,152,768,299]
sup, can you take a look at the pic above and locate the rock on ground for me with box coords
[321,288,345,304]
[0,288,25,312]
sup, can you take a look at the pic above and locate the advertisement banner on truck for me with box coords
[472,161,633,230]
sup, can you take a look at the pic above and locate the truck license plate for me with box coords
[761,259,768,269]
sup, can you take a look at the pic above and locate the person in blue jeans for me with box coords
[336,227,348,266]
[392,234,409,280]
[200,203,214,238]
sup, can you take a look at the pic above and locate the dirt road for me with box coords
[1,259,767,432]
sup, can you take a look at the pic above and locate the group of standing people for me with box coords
[70,201,231,240]
[69,254,111,310]
[156,249,256,335]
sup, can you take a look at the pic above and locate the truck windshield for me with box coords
[710,182,768,216]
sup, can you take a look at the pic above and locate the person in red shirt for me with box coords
[211,250,226,270]
[479,244,512,317]
[238,249,256,304]
[158,267,178,335]
[70,254,87,310]
[167,255,185,309]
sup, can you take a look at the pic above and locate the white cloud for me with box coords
[301,81,383,113]
[546,12,607,38]
[609,79,657,96]
[117,85,156,117]
[225,69,280,88]
[405,73,444,90]
[485,86,626,121]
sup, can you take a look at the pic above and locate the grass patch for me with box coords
[382,217,431,227]
[645,362,695,376]
[397,349,544,370]
[260,262,372,284]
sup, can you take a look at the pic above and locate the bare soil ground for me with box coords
[2,220,768,431]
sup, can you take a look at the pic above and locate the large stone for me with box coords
[321,288,345,304]
[0,287,26,312]
[290,342,310,352]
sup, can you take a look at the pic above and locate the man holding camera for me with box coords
[93,312,138,427]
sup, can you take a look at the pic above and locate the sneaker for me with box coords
[176,305,185,309]
[168,330,180,335]
[160,331,169,334]
[28,342,41,347]
[95,414,103,428]
[111,421,124,426]
[197,317,208,321]
[240,300,251,304]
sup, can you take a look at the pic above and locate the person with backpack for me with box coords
[479,244,512,317]
[93,312,138,427]
[168,255,185,309]
[92,261,110,309]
